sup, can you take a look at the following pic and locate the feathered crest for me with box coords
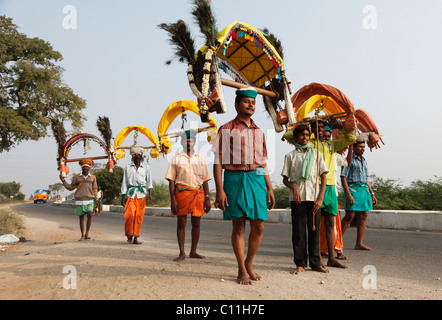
[191,0,218,49]
[158,20,197,66]
[51,118,67,159]
[96,116,113,149]
[260,27,284,60]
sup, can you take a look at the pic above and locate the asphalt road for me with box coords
[12,202,442,288]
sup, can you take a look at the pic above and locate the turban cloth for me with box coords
[236,87,258,99]
[130,147,145,157]
[79,159,94,167]
[181,130,197,140]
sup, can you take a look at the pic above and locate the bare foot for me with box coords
[336,252,347,260]
[84,235,91,240]
[311,265,329,273]
[237,273,253,285]
[320,252,328,257]
[132,238,142,245]
[78,236,84,241]
[245,261,261,281]
[189,252,205,259]
[355,244,372,251]
[173,254,186,262]
[127,236,133,244]
[290,267,305,275]
[327,258,348,269]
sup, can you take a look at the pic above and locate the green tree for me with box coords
[151,180,170,207]
[48,182,64,197]
[0,15,86,152]
[406,177,442,211]
[0,181,21,198]
[93,166,124,204]
[273,185,290,209]
[369,174,441,211]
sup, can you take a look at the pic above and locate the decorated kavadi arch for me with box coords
[159,0,295,133]
[114,126,161,160]
[194,21,295,132]
[157,100,217,155]
[287,82,384,151]
[58,133,113,177]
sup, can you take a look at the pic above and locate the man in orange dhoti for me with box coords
[166,130,212,262]
[121,147,153,245]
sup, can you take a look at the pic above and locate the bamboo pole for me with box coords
[312,117,320,231]
[221,78,278,99]
[163,126,215,139]
[117,146,157,150]
[64,156,108,163]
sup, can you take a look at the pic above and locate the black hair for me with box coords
[235,95,256,105]
[292,124,311,138]
[310,119,325,129]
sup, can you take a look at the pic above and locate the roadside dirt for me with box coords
[0,213,441,301]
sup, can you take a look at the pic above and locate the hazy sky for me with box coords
[1,0,441,197]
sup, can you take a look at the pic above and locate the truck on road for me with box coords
[34,189,48,203]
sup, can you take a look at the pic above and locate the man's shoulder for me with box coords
[219,118,237,130]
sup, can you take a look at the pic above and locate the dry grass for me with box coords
[0,207,25,236]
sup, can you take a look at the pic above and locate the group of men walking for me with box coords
[60,87,377,285]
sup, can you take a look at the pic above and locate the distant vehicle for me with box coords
[34,189,48,204]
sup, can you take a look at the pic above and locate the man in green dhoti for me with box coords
[212,87,275,285]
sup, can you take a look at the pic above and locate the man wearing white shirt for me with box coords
[121,147,153,244]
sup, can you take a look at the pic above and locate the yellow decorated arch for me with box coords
[296,95,347,122]
[114,126,160,160]
[157,100,217,154]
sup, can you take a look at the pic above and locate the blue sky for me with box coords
[1,0,441,197]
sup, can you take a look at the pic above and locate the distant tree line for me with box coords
[275,175,442,211]
[1,172,441,211]
[0,181,25,201]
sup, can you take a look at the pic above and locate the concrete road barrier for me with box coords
[55,202,442,232]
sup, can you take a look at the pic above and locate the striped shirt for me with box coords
[340,153,369,184]
[211,116,268,172]
[165,151,212,189]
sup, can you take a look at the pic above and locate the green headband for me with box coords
[181,130,197,140]
[236,87,258,99]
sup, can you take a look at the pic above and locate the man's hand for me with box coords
[312,196,323,215]
[292,186,301,204]
[121,194,127,207]
[371,194,378,206]
[215,189,229,211]
[328,116,342,129]
[171,197,179,215]
[346,193,355,206]
[204,196,211,214]
[267,189,275,210]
